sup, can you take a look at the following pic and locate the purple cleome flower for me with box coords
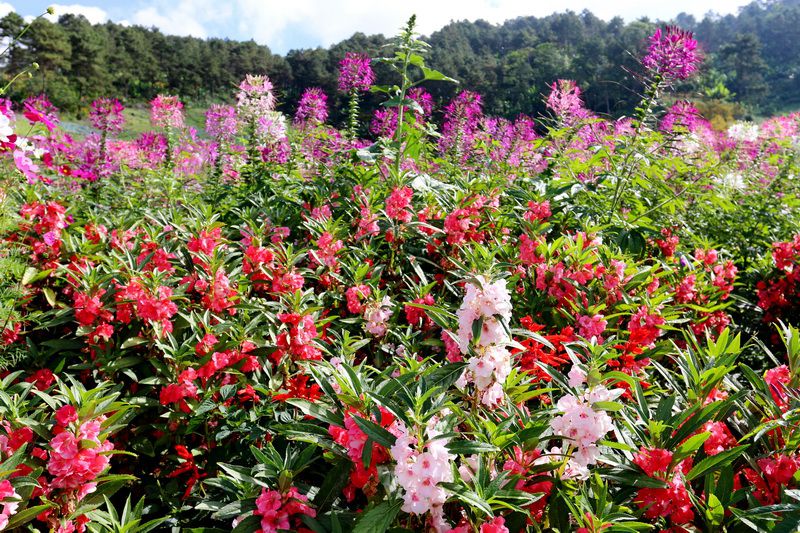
[338,52,375,93]
[294,87,328,125]
[643,26,701,81]
[205,104,238,141]
[90,98,125,135]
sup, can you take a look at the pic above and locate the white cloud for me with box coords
[0,2,14,18]
[122,0,756,53]
[132,0,233,38]
[44,3,109,24]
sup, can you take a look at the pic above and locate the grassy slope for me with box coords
[54,105,208,140]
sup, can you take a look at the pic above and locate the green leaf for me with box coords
[352,499,402,533]
[350,416,396,449]
[43,287,57,307]
[313,458,351,513]
[121,336,148,349]
[446,440,499,455]
[232,515,261,533]
[673,432,710,462]
[421,67,457,83]
[441,482,493,517]
[6,504,57,529]
[21,267,38,286]
[706,493,725,526]
[685,446,747,481]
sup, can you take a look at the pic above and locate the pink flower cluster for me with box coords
[439,91,483,155]
[364,296,393,336]
[14,149,42,185]
[523,200,551,223]
[47,416,114,492]
[89,98,125,135]
[150,95,184,129]
[386,186,414,223]
[236,75,276,119]
[764,365,791,411]
[576,314,607,343]
[205,104,238,142]
[456,276,513,351]
[23,94,59,131]
[271,312,322,363]
[390,417,455,532]
[455,276,513,406]
[328,408,396,500]
[0,480,19,530]
[741,454,800,505]
[547,80,590,124]
[309,231,343,271]
[549,376,620,479]
[253,486,315,533]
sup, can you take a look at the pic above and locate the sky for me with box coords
[9,0,755,55]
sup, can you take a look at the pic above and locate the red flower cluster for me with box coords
[443,195,497,246]
[345,284,371,314]
[18,201,69,267]
[115,279,178,335]
[404,294,435,329]
[633,447,694,526]
[167,445,205,499]
[512,318,573,384]
[273,374,322,402]
[740,454,800,504]
[757,235,800,325]
[502,447,553,521]
[328,408,395,500]
[271,313,322,363]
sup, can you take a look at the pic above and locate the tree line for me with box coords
[0,0,794,124]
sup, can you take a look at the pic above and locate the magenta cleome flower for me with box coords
[546,80,589,123]
[643,26,701,81]
[660,100,702,131]
[23,95,59,132]
[294,87,328,125]
[338,52,375,93]
[90,98,125,135]
[439,90,483,154]
[407,87,434,117]
[370,108,398,137]
[205,104,238,141]
[150,94,184,129]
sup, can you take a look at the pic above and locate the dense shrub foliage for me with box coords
[1,17,800,533]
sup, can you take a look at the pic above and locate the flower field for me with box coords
[1,17,800,533]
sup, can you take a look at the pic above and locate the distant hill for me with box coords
[2,0,797,123]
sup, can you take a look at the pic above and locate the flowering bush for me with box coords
[0,17,799,533]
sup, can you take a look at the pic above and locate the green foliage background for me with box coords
[3,0,799,123]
